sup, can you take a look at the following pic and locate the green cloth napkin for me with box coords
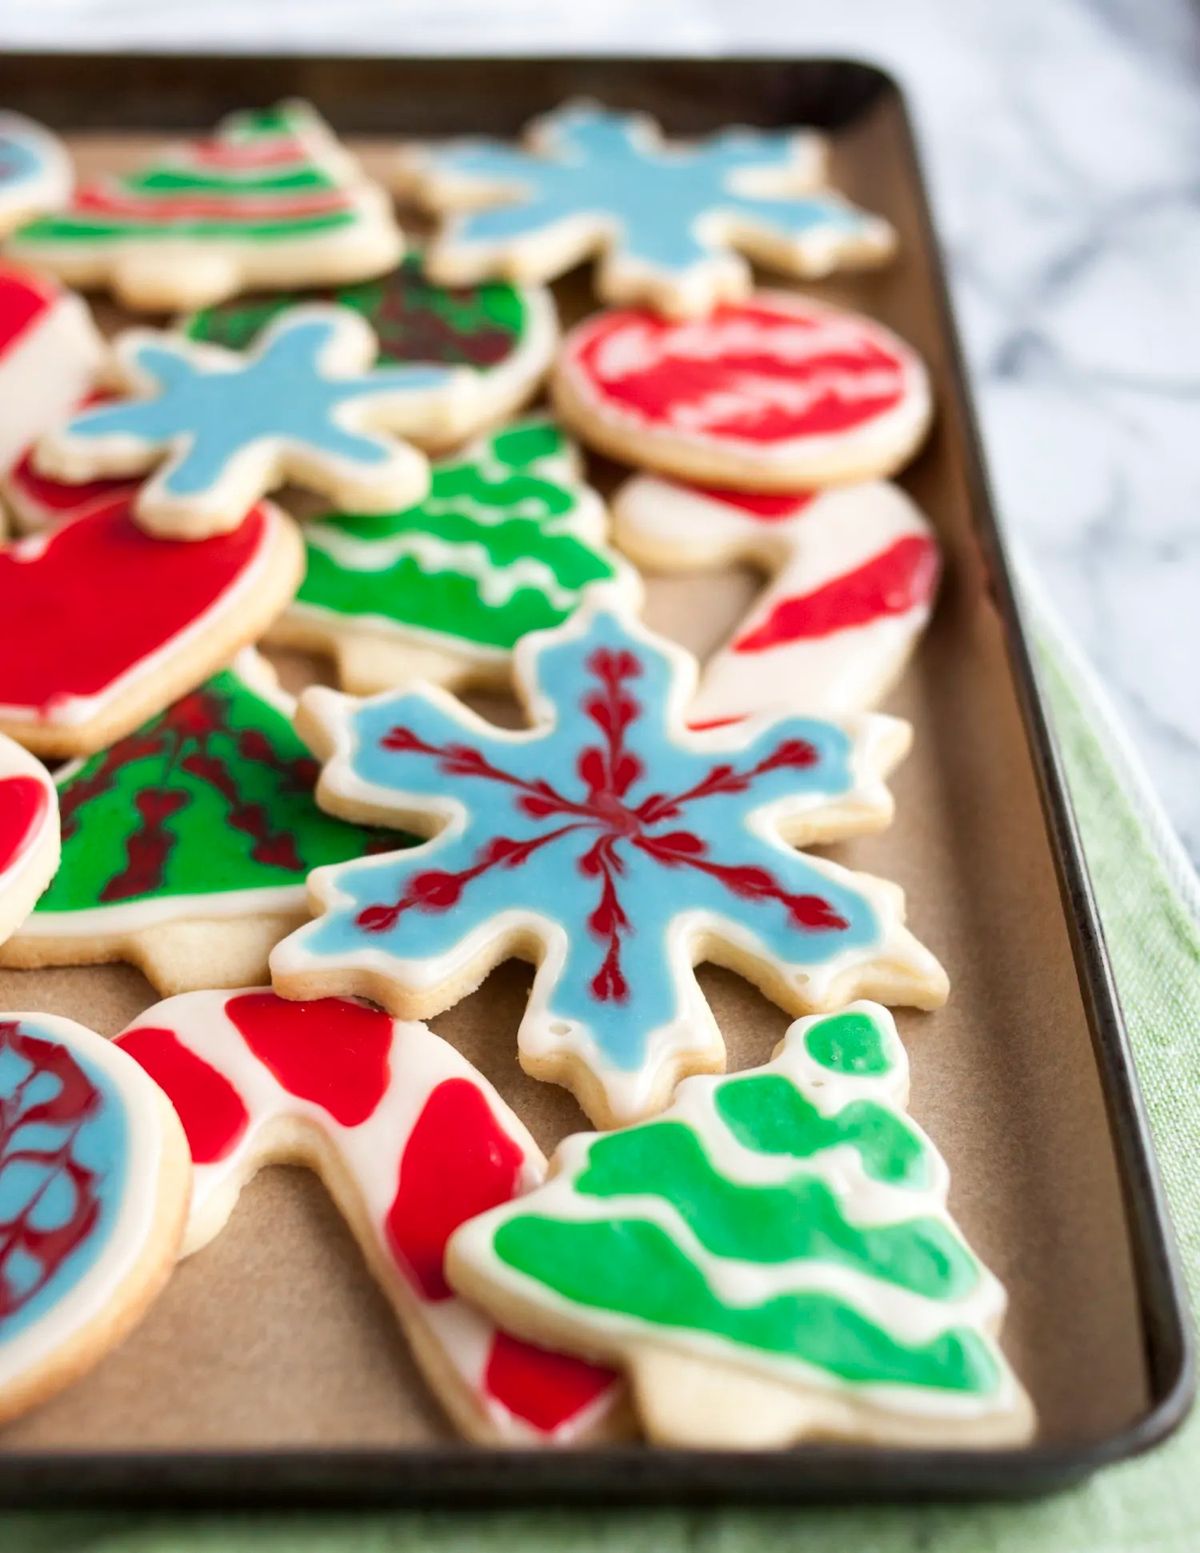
[4,586,1198,1552]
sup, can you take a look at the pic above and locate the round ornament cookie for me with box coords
[34,305,481,541]
[0,266,103,478]
[270,601,947,1130]
[0,1013,190,1427]
[183,254,557,451]
[7,101,402,313]
[271,417,636,695]
[613,475,940,722]
[115,989,623,1445]
[0,650,395,994]
[397,100,894,319]
[449,1002,1035,1450]
[553,293,932,490]
[0,498,303,758]
[0,734,59,946]
[0,113,71,238]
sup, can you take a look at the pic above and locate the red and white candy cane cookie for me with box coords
[553,293,932,490]
[0,265,102,480]
[614,474,940,722]
[0,733,58,945]
[115,989,623,1445]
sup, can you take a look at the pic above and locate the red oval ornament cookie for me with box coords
[553,293,932,490]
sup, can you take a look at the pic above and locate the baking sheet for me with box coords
[0,60,1186,1499]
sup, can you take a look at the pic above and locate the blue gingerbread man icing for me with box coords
[422,103,888,289]
[59,306,459,503]
[275,607,938,1123]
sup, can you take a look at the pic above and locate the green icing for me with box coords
[16,213,355,244]
[184,253,528,368]
[715,1072,928,1188]
[804,1010,894,1075]
[493,1216,1000,1396]
[294,418,618,653]
[37,667,397,913]
[126,167,338,195]
[575,1122,970,1298]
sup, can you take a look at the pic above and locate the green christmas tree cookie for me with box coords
[8,102,403,312]
[448,1002,1035,1449]
[268,417,637,695]
[0,650,396,994]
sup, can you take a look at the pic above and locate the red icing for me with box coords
[483,1329,615,1435]
[225,992,392,1127]
[116,1026,249,1165]
[0,774,48,873]
[0,266,56,356]
[571,301,908,445]
[77,188,352,221]
[685,484,818,520]
[0,503,268,716]
[736,534,941,650]
[386,1077,524,1301]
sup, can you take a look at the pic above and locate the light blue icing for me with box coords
[0,130,44,194]
[62,310,456,500]
[284,610,882,1075]
[427,104,876,277]
[0,1022,130,1344]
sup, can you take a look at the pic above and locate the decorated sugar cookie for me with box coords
[115,989,623,1444]
[614,475,940,722]
[0,266,103,477]
[0,735,58,946]
[34,306,480,541]
[0,113,71,237]
[449,1002,1035,1450]
[0,500,303,758]
[270,603,947,1129]
[398,101,894,319]
[184,254,557,449]
[0,651,395,994]
[271,417,636,695]
[1,393,134,532]
[0,1014,189,1427]
[553,294,932,490]
[8,102,402,312]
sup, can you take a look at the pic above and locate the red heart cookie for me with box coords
[0,498,304,756]
[0,732,59,942]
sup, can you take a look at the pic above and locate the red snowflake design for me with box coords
[0,1022,105,1322]
[355,646,848,1002]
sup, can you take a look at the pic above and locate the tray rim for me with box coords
[0,47,1192,1509]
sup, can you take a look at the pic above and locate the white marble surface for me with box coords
[4,0,1198,864]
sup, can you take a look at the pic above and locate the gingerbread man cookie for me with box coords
[271,603,947,1129]
[553,293,932,490]
[0,499,303,758]
[0,1014,190,1427]
[34,305,482,540]
[8,102,402,312]
[397,101,893,318]
[0,734,58,947]
[0,651,393,994]
[115,989,623,1445]
[449,1002,1035,1450]
[614,475,940,721]
[271,417,636,695]
[183,253,558,452]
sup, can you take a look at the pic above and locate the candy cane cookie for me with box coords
[614,475,940,722]
[0,1014,189,1427]
[0,266,102,479]
[114,989,623,1444]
